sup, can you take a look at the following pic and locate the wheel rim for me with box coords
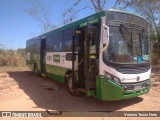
[35,66,38,75]
[68,77,73,90]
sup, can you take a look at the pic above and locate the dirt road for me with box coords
[0,67,160,119]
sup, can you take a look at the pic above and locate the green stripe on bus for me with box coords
[46,64,70,83]
[53,54,60,62]
[80,22,87,27]
[80,18,99,27]
[89,18,98,23]
[46,72,65,83]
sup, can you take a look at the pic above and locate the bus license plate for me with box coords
[134,86,141,90]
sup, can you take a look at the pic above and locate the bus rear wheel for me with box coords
[66,73,81,96]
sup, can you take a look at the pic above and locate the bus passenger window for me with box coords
[52,32,62,52]
[46,36,53,51]
[63,29,73,52]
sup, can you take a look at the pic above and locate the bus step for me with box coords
[41,73,46,77]
[78,88,87,93]
[78,88,96,96]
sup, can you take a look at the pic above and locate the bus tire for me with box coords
[34,64,39,76]
[66,73,81,96]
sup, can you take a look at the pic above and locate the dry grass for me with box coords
[0,48,30,73]
[0,66,31,73]
[0,48,26,67]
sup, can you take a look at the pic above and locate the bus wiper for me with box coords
[119,23,130,40]
[119,23,133,61]
[139,33,142,55]
[119,24,128,32]
[130,31,133,57]
[139,28,146,60]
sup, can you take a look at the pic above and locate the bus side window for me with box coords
[52,32,63,52]
[63,29,73,52]
[46,36,53,51]
[74,33,81,52]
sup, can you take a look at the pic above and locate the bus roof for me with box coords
[27,9,145,41]
[107,9,145,20]
[35,11,105,40]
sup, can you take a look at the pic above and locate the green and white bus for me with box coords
[26,9,151,101]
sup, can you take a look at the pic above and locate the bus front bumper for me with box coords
[96,76,151,101]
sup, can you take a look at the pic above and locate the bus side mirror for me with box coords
[102,24,109,44]
[101,24,109,52]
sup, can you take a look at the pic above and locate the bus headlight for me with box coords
[113,77,121,85]
[104,71,112,79]
[104,71,121,85]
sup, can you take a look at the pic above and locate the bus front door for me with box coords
[73,23,99,95]
[85,23,98,95]
[73,29,85,88]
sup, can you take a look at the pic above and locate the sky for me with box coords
[0,0,130,50]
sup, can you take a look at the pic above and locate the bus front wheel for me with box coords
[66,73,81,96]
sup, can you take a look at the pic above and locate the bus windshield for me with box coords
[103,25,150,63]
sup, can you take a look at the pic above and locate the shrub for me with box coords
[0,49,26,67]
